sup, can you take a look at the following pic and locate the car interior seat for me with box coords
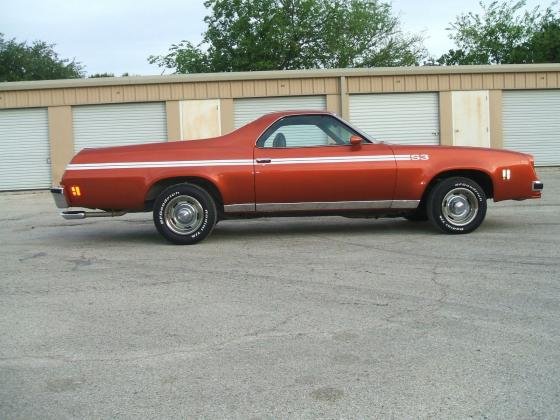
[272,132,287,148]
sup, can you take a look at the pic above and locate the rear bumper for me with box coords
[532,180,544,192]
[50,187,68,208]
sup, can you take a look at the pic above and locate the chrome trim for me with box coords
[256,200,391,212]
[61,210,127,220]
[223,203,256,213]
[51,187,68,208]
[532,180,544,191]
[391,200,420,209]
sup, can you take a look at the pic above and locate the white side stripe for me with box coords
[67,159,254,170]
[66,154,429,171]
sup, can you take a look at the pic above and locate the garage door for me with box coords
[0,108,51,190]
[73,102,167,152]
[234,96,326,128]
[503,90,560,166]
[349,93,440,145]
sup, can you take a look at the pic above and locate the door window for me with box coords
[257,115,367,148]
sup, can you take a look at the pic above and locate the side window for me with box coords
[258,115,365,148]
[261,124,328,148]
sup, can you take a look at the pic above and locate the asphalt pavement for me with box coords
[1,168,559,419]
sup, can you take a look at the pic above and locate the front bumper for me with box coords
[51,187,69,208]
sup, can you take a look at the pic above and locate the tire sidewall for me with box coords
[428,177,487,234]
[153,184,217,244]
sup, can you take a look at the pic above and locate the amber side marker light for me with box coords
[70,186,81,197]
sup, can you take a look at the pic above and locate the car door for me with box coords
[253,114,397,211]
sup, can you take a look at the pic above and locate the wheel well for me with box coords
[422,170,494,204]
[145,177,224,211]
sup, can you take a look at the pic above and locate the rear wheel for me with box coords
[427,177,487,234]
[153,183,217,244]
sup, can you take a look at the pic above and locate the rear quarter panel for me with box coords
[390,145,539,202]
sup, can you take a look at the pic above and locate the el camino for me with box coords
[51,111,543,244]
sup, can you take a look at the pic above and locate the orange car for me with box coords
[51,110,543,244]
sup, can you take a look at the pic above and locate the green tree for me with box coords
[529,16,560,62]
[439,1,559,65]
[88,72,115,78]
[149,0,426,73]
[0,34,84,82]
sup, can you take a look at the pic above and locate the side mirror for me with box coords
[349,135,362,147]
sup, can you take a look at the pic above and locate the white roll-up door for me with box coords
[234,96,326,128]
[349,93,440,145]
[0,108,51,190]
[503,90,560,166]
[73,102,167,152]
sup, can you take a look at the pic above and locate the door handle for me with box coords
[256,158,271,164]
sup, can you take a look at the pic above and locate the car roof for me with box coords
[261,110,334,118]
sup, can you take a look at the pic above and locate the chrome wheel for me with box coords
[163,195,204,235]
[441,188,479,227]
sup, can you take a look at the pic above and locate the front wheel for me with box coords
[153,183,217,244]
[427,177,487,234]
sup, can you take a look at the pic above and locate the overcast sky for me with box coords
[1,0,553,76]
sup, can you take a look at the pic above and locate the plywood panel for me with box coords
[452,90,490,147]
[180,99,221,139]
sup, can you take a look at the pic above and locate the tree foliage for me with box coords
[149,0,426,73]
[439,1,560,65]
[0,33,84,82]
